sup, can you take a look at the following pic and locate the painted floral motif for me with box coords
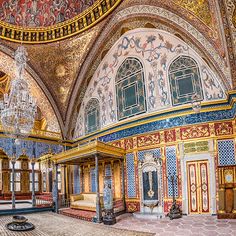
[201,66,225,100]
[74,29,226,139]
[0,0,96,27]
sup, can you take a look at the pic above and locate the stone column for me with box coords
[63,165,67,199]
[31,159,36,207]
[53,164,59,213]
[11,159,16,209]
[95,154,102,223]
[55,164,59,213]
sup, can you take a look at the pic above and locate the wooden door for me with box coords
[187,160,210,214]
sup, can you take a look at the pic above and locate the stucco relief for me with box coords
[74,28,225,139]
[0,51,60,133]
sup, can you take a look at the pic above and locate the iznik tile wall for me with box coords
[99,102,236,143]
[126,153,136,198]
[166,146,178,197]
[218,140,236,166]
[137,148,161,161]
[0,137,63,159]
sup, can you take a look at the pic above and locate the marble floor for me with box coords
[0,200,52,210]
[114,213,236,236]
[0,201,32,210]
[0,212,236,236]
[0,212,153,236]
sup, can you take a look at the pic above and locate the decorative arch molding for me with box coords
[0,45,62,135]
[66,4,230,138]
[73,28,226,139]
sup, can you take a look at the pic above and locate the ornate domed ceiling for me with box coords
[0,0,96,27]
[0,0,122,43]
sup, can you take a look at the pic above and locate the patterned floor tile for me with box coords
[113,214,236,236]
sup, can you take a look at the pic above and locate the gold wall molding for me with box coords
[0,0,122,44]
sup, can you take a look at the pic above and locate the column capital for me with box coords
[31,158,36,164]
[10,159,16,164]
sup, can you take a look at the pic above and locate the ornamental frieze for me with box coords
[214,122,233,136]
[125,138,134,150]
[164,130,176,143]
[180,124,210,140]
[111,140,123,149]
[137,133,160,148]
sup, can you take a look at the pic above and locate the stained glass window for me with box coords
[85,98,100,134]
[169,56,203,106]
[116,57,146,120]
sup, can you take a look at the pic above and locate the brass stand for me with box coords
[167,174,182,220]
[103,209,116,225]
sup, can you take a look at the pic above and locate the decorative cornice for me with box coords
[0,0,122,44]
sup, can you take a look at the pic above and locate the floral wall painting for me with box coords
[74,28,226,139]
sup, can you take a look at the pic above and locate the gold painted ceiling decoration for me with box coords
[232,2,236,28]
[0,0,122,43]
[0,72,10,98]
[25,25,100,117]
[174,0,212,26]
[0,0,96,27]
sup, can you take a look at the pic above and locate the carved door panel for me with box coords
[187,160,210,214]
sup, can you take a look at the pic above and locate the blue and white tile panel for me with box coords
[218,139,236,166]
[137,148,161,161]
[126,153,136,198]
[166,146,178,197]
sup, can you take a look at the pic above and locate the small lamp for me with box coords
[191,94,201,113]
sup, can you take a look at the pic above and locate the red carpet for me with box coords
[59,208,96,222]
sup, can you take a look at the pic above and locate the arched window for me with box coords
[116,57,146,121]
[169,56,203,106]
[85,98,100,134]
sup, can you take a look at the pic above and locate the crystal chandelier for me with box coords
[0,46,37,139]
